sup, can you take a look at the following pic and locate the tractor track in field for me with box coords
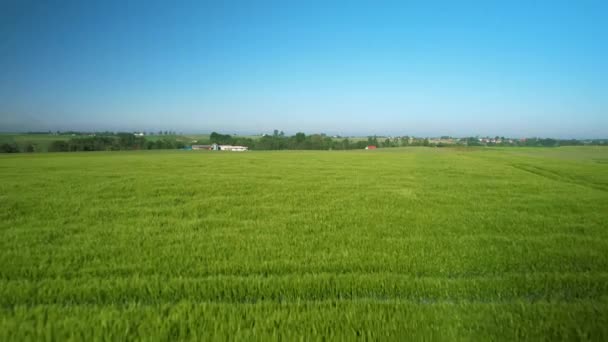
[510,163,608,193]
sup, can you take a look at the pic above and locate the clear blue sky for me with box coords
[1,0,606,137]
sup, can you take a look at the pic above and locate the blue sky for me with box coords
[0,0,606,137]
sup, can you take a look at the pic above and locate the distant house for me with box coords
[190,144,248,151]
[212,143,248,151]
[365,145,377,150]
[133,132,144,137]
[192,145,212,150]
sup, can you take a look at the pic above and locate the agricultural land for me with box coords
[1,146,607,339]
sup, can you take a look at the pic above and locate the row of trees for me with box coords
[47,134,186,152]
[2,131,606,153]
[207,131,445,150]
[0,133,188,153]
[207,131,608,150]
[207,131,375,150]
[1,132,431,153]
[0,143,26,153]
[461,137,606,147]
[28,130,180,136]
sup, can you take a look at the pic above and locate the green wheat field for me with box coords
[1,147,607,340]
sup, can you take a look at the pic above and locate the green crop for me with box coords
[1,147,607,340]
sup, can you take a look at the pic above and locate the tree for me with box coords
[0,143,19,153]
[539,138,557,147]
[341,138,350,150]
[465,137,481,146]
[210,132,233,144]
[48,140,69,152]
[295,132,306,144]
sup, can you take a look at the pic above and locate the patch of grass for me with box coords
[1,147,607,339]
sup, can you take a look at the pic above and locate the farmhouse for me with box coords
[192,145,213,150]
[212,143,248,152]
[365,145,377,150]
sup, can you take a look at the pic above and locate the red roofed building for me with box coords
[365,145,377,150]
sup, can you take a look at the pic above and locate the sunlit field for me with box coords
[1,147,607,339]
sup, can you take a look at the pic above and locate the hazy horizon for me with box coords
[1,1,606,138]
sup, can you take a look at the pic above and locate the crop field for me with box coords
[1,147,607,339]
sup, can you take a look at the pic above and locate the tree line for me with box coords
[1,130,606,153]
[207,131,374,150]
[47,134,186,152]
[0,133,186,153]
[461,137,607,147]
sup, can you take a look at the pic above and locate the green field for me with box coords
[1,147,607,339]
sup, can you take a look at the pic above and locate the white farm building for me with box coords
[212,144,248,152]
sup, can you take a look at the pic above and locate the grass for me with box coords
[1,147,607,340]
